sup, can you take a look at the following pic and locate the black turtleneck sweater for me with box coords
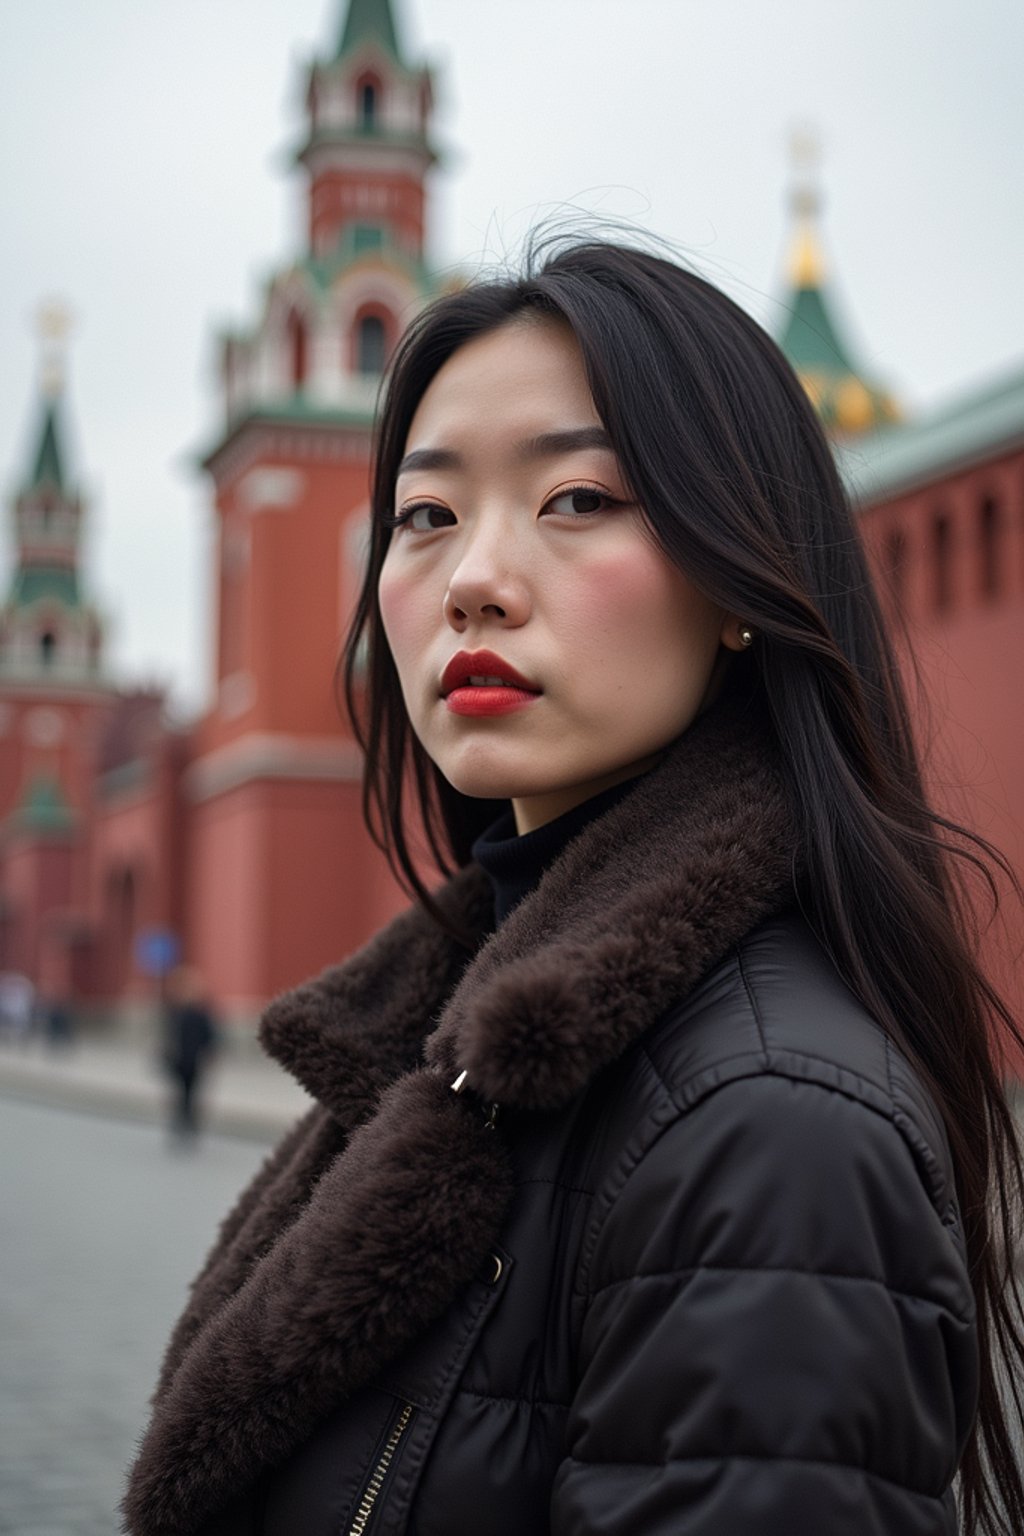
[471,777,640,926]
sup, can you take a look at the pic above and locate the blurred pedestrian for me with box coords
[42,995,75,1050]
[161,964,218,1143]
[0,970,35,1046]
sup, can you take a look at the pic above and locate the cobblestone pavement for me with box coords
[0,1098,268,1535]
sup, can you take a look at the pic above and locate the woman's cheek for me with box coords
[559,541,722,717]
[561,545,676,662]
[377,563,424,671]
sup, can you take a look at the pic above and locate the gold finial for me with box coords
[787,124,825,288]
[37,299,73,399]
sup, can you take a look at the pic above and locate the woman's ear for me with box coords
[719,617,755,653]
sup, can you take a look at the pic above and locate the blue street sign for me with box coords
[135,927,181,978]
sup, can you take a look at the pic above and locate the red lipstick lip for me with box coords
[440,650,540,697]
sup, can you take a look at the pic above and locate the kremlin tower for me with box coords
[776,134,901,439]
[184,0,442,1012]
[0,308,116,997]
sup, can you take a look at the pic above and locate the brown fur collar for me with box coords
[123,699,796,1536]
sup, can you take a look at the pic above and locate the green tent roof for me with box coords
[337,0,403,62]
[26,399,67,493]
[775,215,900,436]
[778,282,857,379]
[9,775,76,835]
[8,566,81,611]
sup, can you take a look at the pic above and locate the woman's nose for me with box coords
[443,531,531,630]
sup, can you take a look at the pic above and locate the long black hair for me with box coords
[342,237,1024,1533]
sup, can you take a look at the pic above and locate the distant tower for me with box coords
[776,131,901,438]
[188,0,443,1015]
[303,0,437,270]
[0,304,105,686]
[0,306,115,986]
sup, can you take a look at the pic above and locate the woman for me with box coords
[123,241,1024,1535]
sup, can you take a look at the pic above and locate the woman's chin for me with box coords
[442,769,535,802]
[437,752,563,806]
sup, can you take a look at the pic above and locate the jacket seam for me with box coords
[885,1039,953,1214]
[735,941,771,1065]
[883,1028,897,1109]
[561,1452,946,1501]
[456,1388,570,1411]
[643,1038,893,1114]
[514,1177,595,1197]
[583,1261,975,1324]
[577,1071,951,1299]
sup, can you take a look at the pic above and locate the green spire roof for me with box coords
[9,774,76,835]
[336,0,403,61]
[778,271,857,378]
[8,566,82,610]
[776,178,900,437]
[26,398,67,494]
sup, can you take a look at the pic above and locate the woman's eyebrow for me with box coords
[397,446,461,476]
[397,426,613,478]
[515,426,613,461]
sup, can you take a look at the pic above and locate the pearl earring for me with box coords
[739,627,754,648]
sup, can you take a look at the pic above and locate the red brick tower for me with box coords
[186,0,443,1018]
[0,308,116,997]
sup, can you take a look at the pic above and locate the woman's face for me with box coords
[378,317,739,832]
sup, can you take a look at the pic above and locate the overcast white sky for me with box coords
[1,0,1021,715]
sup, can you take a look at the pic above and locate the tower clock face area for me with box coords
[24,707,65,748]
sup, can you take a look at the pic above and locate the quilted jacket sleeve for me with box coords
[551,1070,979,1536]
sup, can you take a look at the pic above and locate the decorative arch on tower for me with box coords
[285,306,309,391]
[33,603,64,669]
[350,301,394,376]
[355,69,384,131]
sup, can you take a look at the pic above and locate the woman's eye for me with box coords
[400,503,456,531]
[544,487,618,518]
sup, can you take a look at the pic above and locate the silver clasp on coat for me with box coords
[451,1069,500,1131]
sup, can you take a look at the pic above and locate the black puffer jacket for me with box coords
[123,704,978,1536]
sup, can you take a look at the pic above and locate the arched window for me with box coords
[39,629,57,667]
[932,511,952,614]
[285,308,308,390]
[357,314,387,376]
[356,73,381,131]
[978,494,1000,599]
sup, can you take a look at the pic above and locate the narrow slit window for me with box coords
[979,495,1000,599]
[286,309,308,390]
[932,511,952,614]
[357,315,386,376]
[885,527,907,611]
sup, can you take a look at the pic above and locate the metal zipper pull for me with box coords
[348,1402,414,1536]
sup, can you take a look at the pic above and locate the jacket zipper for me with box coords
[348,1402,414,1536]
